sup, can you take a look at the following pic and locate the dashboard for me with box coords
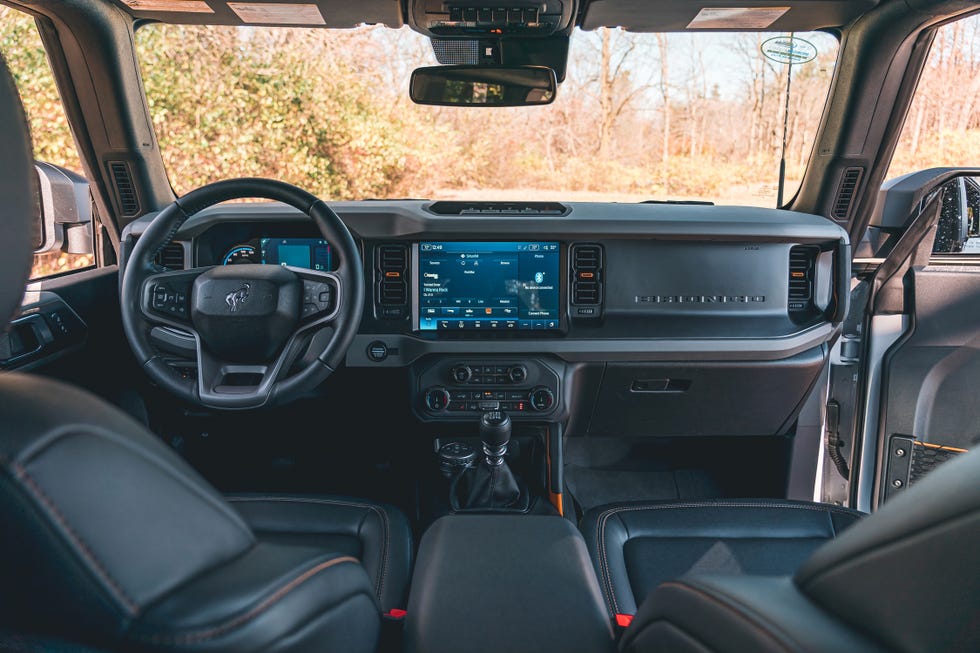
[122,200,850,431]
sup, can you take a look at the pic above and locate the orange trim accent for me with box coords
[579,272,595,279]
[385,271,401,278]
[549,492,564,516]
[791,271,805,278]
[914,441,968,453]
[545,426,564,516]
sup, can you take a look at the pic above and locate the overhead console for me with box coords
[409,0,575,37]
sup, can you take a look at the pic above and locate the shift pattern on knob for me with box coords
[480,410,512,465]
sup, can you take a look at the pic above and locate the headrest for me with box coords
[0,53,36,330]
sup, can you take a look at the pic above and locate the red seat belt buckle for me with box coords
[615,613,634,628]
[385,608,407,620]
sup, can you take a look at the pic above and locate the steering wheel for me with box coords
[121,179,364,410]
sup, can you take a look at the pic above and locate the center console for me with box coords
[406,515,616,653]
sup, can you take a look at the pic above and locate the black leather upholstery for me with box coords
[620,575,889,653]
[0,52,34,328]
[795,447,980,653]
[621,449,980,653]
[0,373,387,652]
[406,516,616,653]
[581,499,864,615]
[226,494,413,612]
[0,47,413,653]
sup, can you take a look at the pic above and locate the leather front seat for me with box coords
[0,53,410,652]
[581,499,864,616]
[620,448,980,653]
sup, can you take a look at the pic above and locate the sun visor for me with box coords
[113,0,404,27]
[581,0,879,32]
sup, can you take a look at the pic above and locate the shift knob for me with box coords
[480,411,511,466]
[480,411,512,448]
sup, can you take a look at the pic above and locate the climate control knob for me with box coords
[528,386,555,412]
[450,365,473,384]
[424,387,451,412]
[508,365,528,384]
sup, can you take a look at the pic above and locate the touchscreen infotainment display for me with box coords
[418,242,561,332]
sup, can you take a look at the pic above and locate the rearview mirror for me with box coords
[410,65,557,107]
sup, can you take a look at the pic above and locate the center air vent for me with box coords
[428,201,567,216]
[788,245,817,313]
[376,244,408,319]
[571,243,603,318]
[155,242,185,270]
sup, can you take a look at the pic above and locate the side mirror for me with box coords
[934,176,980,254]
[410,65,557,107]
[34,161,93,256]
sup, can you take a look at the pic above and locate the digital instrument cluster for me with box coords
[221,238,331,271]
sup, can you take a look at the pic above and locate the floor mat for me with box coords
[564,465,720,513]
[563,437,790,516]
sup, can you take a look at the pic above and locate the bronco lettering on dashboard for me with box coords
[634,295,766,304]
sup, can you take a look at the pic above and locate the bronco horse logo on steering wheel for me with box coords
[225,283,250,312]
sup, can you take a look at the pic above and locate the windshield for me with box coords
[135,25,838,207]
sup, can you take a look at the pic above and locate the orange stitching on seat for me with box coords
[140,556,359,644]
[12,462,140,616]
[226,495,391,603]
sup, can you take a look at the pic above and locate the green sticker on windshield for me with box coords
[761,36,817,65]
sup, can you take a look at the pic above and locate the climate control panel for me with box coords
[415,358,560,420]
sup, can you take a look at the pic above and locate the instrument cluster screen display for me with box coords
[418,242,561,331]
[260,238,331,271]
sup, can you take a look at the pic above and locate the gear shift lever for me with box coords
[450,411,528,512]
[480,411,511,466]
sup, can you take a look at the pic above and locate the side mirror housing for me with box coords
[934,176,980,254]
[34,161,93,256]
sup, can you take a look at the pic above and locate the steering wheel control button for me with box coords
[150,283,189,318]
[302,280,334,318]
[367,341,389,362]
[529,387,555,412]
[424,387,451,412]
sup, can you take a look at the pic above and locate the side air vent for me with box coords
[377,244,408,319]
[155,242,185,270]
[108,161,141,218]
[571,243,603,318]
[788,245,818,313]
[832,167,863,220]
[428,201,568,216]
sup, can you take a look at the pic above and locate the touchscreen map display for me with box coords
[418,242,560,332]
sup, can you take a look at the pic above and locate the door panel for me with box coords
[876,266,979,504]
[3,265,147,410]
